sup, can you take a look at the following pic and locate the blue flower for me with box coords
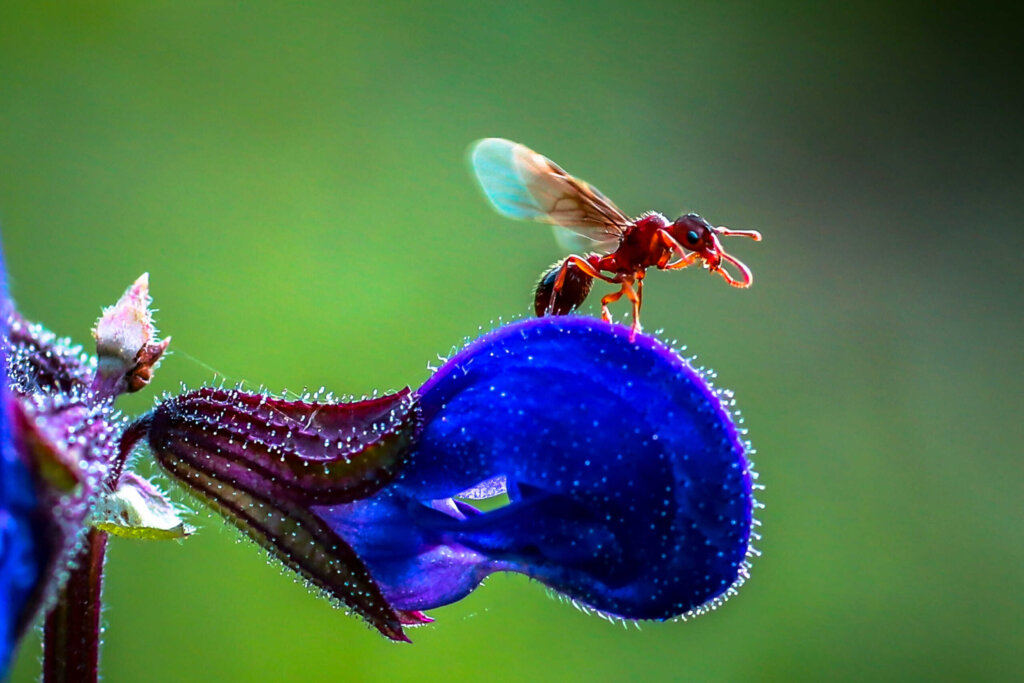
[144,316,758,641]
[326,317,756,619]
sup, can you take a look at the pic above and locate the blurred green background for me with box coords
[2,2,1020,681]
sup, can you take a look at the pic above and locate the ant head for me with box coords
[672,213,717,260]
[672,213,762,288]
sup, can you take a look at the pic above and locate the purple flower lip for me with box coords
[345,316,758,623]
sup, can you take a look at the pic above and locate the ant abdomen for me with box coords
[534,256,595,317]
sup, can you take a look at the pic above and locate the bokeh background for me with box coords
[2,2,1020,681]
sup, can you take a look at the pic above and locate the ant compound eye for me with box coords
[686,230,700,245]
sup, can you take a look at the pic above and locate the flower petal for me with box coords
[324,317,756,622]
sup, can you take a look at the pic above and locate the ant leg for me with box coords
[655,230,700,270]
[599,279,637,325]
[553,255,619,288]
[599,287,625,323]
[624,280,643,338]
[714,251,755,288]
[549,254,621,316]
[663,252,700,270]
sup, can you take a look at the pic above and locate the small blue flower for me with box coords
[145,316,758,641]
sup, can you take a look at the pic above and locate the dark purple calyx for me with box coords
[5,317,123,622]
[6,313,96,397]
[144,387,422,641]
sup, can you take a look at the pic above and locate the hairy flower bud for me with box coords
[92,273,169,398]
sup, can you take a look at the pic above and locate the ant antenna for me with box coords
[715,226,762,242]
[710,226,762,288]
[716,251,755,288]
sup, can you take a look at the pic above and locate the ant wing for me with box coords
[551,225,618,253]
[471,138,628,249]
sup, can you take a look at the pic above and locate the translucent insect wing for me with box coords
[470,138,627,250]
[471,138,549,221]
[551,225,615,253]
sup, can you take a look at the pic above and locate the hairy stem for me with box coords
[43,528,108,683]
[111,413,151,483]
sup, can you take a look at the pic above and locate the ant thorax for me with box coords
[633,211,671,230]
[615,212,672,269]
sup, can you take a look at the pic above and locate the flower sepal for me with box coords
[143,386,423,640]
[90,472,192,541]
